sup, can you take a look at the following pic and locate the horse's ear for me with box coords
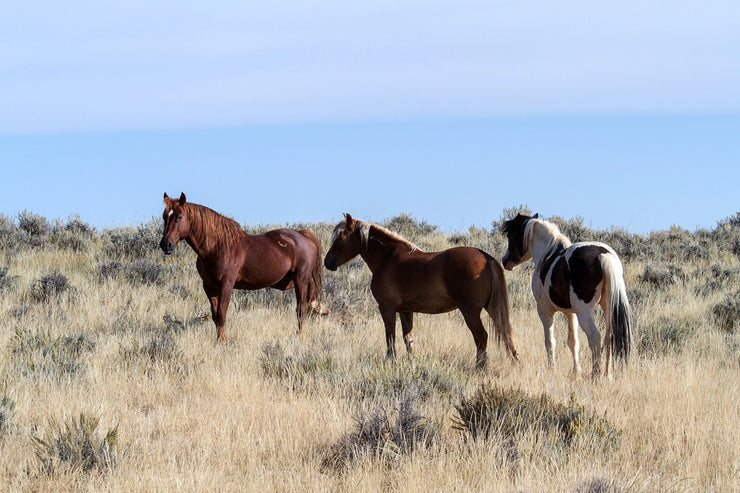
[163,193,170,205]
[179,192,187,204]
[343,213,355,231]
[533,213,539,219]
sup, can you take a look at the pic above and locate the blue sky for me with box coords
[1,1,739,233]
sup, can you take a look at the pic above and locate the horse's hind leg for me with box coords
[600,298,613,378]
[566,312,582,376]
[575,309,602,378]
[460,308,488,370]
[400,312,414,354]
[293,277,310,335]
[306,276,330,315]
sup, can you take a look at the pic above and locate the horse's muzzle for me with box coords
[501,254,515,271]
[160,238,176,255]
[324,256,337,271]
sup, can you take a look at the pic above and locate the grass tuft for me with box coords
[711,291,740,334]
[260,339,339,391]
[10,328,96,380]
[638,316,696,355]
[30,270,75,303]
[452,385,620,451]
[0,394,15,439]
[323,391,438,471]
[32,413,119,474]
[353,355,468,402]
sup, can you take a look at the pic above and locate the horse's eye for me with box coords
[175,217,182,223]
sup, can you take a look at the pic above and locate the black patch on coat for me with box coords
[548,256,571,309]
[540,244,566,285]
[569,245,609,303]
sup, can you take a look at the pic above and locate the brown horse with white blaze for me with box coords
[324,213,518,369]
[160,193,328,342]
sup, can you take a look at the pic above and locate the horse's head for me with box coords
[324,213,364,271]
[160,192,190,255]
[501,213,538,270]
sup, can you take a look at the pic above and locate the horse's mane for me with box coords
[186,202,246,246]
[334,218,420,253]
[524,218,571,253]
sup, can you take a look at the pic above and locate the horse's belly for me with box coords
[394,290,457,314]
[234,273,287,290]
[234,279,273,290]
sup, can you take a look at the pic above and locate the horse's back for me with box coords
[376,246,494,312]
[547,242,616,309]
[261,228,322,279]
[440,247,498,301]
[258,228,314,251]
[441,246,495,274]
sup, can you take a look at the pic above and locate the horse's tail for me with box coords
[298,229,329,314]
[600,252,632,363]
[487,258,518,361]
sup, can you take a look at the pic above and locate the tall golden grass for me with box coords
[0,211,738,491]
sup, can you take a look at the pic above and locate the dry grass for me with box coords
[0,213,738,492]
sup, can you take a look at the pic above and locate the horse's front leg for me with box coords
[537,304,557,369]
[379,304,398,360]
[399,312,414,354]
[202,282,222,343]
[213,283,234,344]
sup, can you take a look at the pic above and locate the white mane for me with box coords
[524,218,571,257]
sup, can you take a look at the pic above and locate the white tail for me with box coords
[600,253,633,363]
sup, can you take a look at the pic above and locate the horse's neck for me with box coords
[360,229,408,272]
[530,228,570,268]
[184,207,242,259]
[184,219,215,259]
[184,232,214,259]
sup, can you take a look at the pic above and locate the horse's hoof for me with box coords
[310,301,331,315]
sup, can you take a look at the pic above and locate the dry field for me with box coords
[0,211,738,492]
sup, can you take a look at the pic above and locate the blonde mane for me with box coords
[332,217,420,253]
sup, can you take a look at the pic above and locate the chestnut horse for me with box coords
[501,213,632,378]
[324,213,518,369]
[160,193,328,342]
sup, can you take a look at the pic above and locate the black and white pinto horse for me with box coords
[501,213,632,378]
